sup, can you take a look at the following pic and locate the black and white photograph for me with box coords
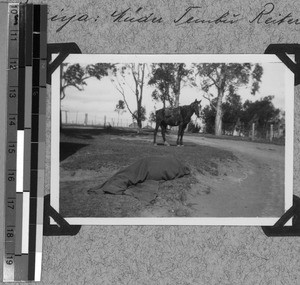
[51,54,294,225]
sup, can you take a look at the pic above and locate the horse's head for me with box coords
[191,99,202,118]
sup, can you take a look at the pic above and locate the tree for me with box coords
[202,99,218,134]
[60,63,113,129]
[148,63,174,109]
[201,92,243,135]
[202,95,281,138]
[148,111,156,123]
[193,63,263,136]
[111,63,147,130]
[171,63,191,107]
[132,106,146,122]
[148,63,191,108]
[115,100,126,125]
[222,91,243,134]
[241,96,281,137]
[61,63,113,100]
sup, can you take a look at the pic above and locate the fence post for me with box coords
[251,123,255,141]
[65,111,68,125]
[104,116,106,127]
[84,113,88,126]
[270,124,273,142]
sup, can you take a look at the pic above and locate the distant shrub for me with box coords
[188,122,201,133]
[105,124,112,132]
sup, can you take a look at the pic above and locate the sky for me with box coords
[58,55,293,126]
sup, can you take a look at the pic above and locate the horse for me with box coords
[153,99,202,146]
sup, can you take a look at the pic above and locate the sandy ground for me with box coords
[183,135,285,217]
[59,128,285,219]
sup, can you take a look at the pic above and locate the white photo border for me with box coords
[51,54,294,226]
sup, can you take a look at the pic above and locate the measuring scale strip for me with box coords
[28,5,47,281]
[4,3,20,282]
[13,3,29,282]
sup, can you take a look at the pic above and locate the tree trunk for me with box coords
[174,63,184,108]
[174,90,180,108]
[137,98,142,131]
[215,106,222,136]
[215,90,224,136]
[137,118,142,129]
[134,63,145,133]
[174,77,180,108]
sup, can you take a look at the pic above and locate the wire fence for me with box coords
[61,111,284,143]
[60,111,154,129]
[222,122,285,143]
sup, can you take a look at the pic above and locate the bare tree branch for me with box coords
[61,83,84,94]
[207,73,219,88]
[110,78,136,119]
[61,86,67,100]
[202,81,215,90]
[203,93,217,110]
[81,76,92,82]
[131,64,139,100]
[120,66,138,96]
[139,64,146,103]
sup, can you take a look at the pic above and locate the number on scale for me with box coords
[8,144,16,154]
[8,116,16,126]
[9,6,18,16]
[9,60,17,70]
[6,228,14,239]
[10,4,19,29]
[7,200,15,209]
[9,88,16,98]
[6,255,14,265]
[7,172,15,182]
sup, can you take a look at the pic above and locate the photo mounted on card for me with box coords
[51,54,294,226]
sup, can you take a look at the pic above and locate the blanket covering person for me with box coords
[100,156,190,195]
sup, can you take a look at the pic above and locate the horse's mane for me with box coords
[180,104,192,111]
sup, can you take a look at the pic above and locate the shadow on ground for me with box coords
[61,127,153,139]
[60,142,89,161]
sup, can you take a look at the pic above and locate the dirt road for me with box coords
[181,135,285,217]
[59,128,287,220]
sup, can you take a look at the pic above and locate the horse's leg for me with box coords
[180,124,187,146]
[153,122,160,145]
[161,124,170,146]
[177,125,182,146]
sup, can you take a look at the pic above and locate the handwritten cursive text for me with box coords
[174,6,243,26]
[49,8,100,32]
[249,2,300,25]
[47,2,300,33]
[111,7,163,23]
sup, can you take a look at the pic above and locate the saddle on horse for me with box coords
[163,107,182,123]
